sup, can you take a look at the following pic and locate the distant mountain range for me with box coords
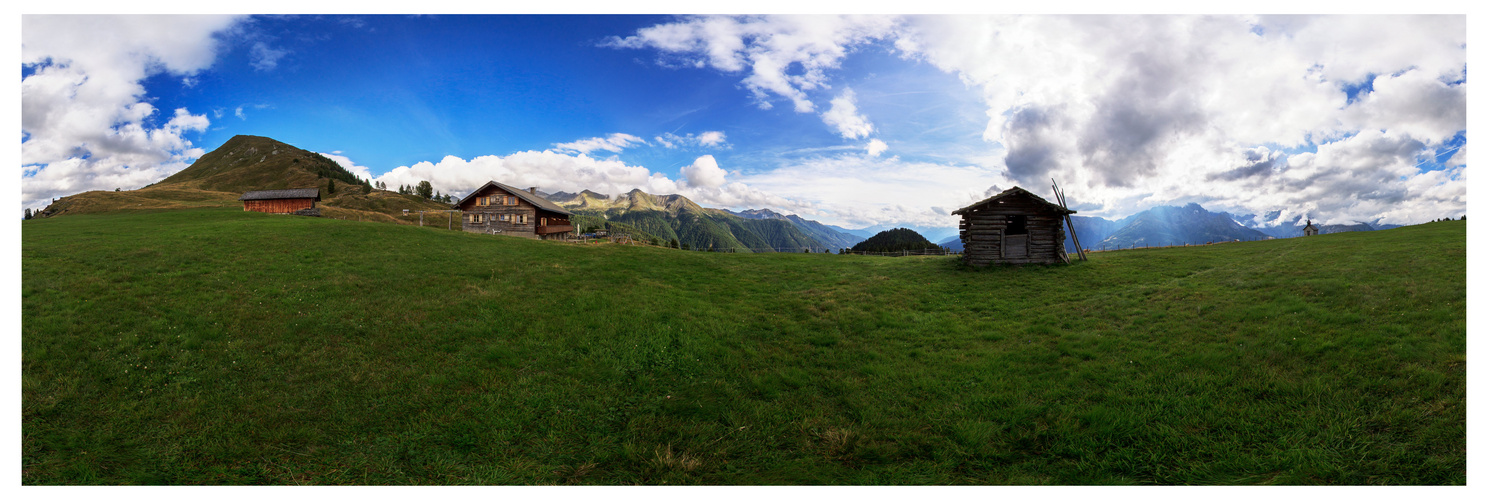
[938,202,1391,252]
[548,190,863,253]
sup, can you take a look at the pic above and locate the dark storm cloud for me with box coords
[1208,149,1281,182]
[1077,48,1207,187]
[1001,105,1068,184]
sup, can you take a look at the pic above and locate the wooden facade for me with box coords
[953,186,1073,266]
[455,181,574,240]
[239,188,321,214]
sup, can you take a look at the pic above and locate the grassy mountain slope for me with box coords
[729,208,864,250]
[157,135,359,192]
[22,209,1464,484]
[784,214,864,249]
[560,191,834,252]
[35,135,453,222]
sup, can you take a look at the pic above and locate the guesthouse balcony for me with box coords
[536,223,573,235]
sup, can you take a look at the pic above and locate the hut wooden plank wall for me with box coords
[455,181,574,240]
[953,186,1073,266]
[240,188,321,214]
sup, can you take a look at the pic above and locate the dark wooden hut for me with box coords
[240,188,321,214]
[952,186,1073,265]
[455,181,574,240]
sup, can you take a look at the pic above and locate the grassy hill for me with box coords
[22,210,1465,484]
[34,135,454,223]
[852,227,941,253]
[562,189,833,252]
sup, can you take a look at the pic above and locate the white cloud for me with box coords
[366,148,813,219]
[680,155,728,188]
[866,139,888,156]
[317,152,375,182]
[611,14,1467,225]
[655,131,731,149]
[21,14,245,209]
[734,154,1013,229]
[821,88,873,140]
[605,15,900,113]
[233,103,271,121]
[249,41,287,71]
[374,150,680,202]
[1445,144,1466,167]
[551,133,648,155]
[697,131,727,147]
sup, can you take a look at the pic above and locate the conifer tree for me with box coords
[326,178,335,195]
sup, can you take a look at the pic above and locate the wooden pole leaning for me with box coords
[1051,179,1087,261]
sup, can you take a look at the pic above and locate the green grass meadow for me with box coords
[21,208,1466,484]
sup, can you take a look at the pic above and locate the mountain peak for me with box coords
[734,208,788,220]
[154,135,359,193]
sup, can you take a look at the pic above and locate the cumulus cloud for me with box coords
[866,139,888,156]
[21,14,245,209]
[655,130,730,149]
[317,152,375,182]
[697,130,727,147]
[364,146,815,219]
[551,133,648,155]
[609,14,1466,225]
[1445,144,1466,167]
[605,15,900,113]
[734,154,1014,228]
[821,88,874,140]
[680,155,728,188]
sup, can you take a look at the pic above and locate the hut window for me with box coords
[1006,215,1029,235]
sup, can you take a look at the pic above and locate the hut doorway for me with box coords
[1003,215,1029,258]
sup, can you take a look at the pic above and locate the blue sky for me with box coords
[20,13,1469,229]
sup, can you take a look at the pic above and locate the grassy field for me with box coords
[21,208,1466,484]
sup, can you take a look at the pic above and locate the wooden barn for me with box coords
[239,188,321,214]
[455,181,574,240]
[953,186,1074,265]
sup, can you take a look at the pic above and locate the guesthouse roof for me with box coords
[456,181,573,216]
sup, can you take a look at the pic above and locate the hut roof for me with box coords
[239,188,321,201]
[952,186,1074,216]
[456,180,573,216]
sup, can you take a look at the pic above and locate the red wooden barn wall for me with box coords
[243,198,315,214]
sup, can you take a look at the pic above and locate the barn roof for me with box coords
[952,186,1074,216]
[239,188,321,201]
[456,180,573,216]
